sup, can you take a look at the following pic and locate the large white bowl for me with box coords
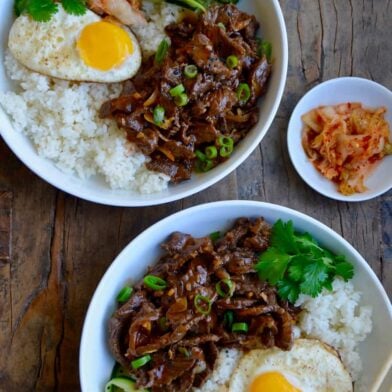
[287,77,392,202]
[0,0,288,206]
[80,201,392,392]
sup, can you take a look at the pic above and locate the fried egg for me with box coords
[8,5,141,83]
[228,339,353,392]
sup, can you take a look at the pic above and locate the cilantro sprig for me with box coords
[255,220,354,303]
[15,0,87,21]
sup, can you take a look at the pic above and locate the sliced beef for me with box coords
[100,4,271,183]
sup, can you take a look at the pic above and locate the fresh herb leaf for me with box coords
[277,279,300,303]
[257,248,291,285]
[335,259,354,281]
[255,220,355,303]
[61,0,87,15]
[27,0,58,22]
[14,0,29,16]
[257,39,272,62]
[300,259,329,297]
[270,219,298,254]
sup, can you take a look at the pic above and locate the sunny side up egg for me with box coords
[228,339,353,392]
[8,4,141,83]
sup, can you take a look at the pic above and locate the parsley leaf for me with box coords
[335,258,354,281]
[26,0,58,22]
[270,219,298,254]
[255,220,355,303]
[61,0,87,16]
[257,248,291,285]
[300,259,329,297]
[14,0,29,16]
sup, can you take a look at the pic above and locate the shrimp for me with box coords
[88,0,147,27]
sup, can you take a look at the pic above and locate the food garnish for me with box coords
[15,0,87,21]
[107,217,299,390]
[302,102,392,195]
[255,219,354,303]
[101,4,272,182]
[116,286,133,303]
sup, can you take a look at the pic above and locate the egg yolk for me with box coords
[249,372,301,392]
[77,21,133,71]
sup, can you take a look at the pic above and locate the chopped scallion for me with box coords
[155,38,170,64]
[184,64,198,78]
[174,93,189,107]
[153,105,165,125]
[116,286,133,303]
[194,294,212,315]
[232,322,249,333]
[169,84,185,97]
[217,22,226,31]
[216,279,235,298]
[143,275,167,290]
[131,355,151,370]
[226,55,239,69]
[219,145,234,158]
[196,159,214,172]
[210,231,220,242]
[236,83,251,105]
[205,145,218,159]
[223,310,234,329]
[195,149,207,162]
[105,377,137,392]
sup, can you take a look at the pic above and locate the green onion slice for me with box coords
[216,279,235,298]
[174,93,189,107]
[195,149,207,162]
[217,22,226,31]
[209,231,220,242]
[158,316,169,331]
[217,135,234,148]
[194,294,212,315]
[205,145,218,159]
[110,363,130,379]
[131,355,152,370]
[116,286,133,303]
[184,64,198,78]
[143,275,167,290]
[219,144,234,158]
[257,39,272,62]
[155,38,170,64]
[169,83,185,97]
[223,310,234,329]
[153,105,165,125]
[196,159,214,172]
[226,55,239,69]
[236,83,251,105]
[232,322,249,333]
[105,377,137,392]
[178,347,190,357]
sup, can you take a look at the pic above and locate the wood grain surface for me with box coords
[0,0,391,391]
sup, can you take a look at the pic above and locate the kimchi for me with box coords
[302,102,392,195]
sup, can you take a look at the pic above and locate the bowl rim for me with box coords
[0,0,288,207]
[79,200,392,391]
[287,76,392,202]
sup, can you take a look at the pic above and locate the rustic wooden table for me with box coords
[0,0,391,391]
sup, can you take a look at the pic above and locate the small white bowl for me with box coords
[287,77,392,202]
[0,0,288,206]
[79,201,392,392]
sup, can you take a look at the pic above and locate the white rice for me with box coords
[294,278,372,382]
[196,278,372,391]
[0,2,183,193]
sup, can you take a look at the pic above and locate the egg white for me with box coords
[228,339,353,392]
[8,5,142,83]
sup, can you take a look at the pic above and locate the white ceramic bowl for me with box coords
[287,77,392,202]
[0,1,288,206]
[80,200,392,392]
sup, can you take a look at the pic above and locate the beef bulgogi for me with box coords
[100,5,271,182]
[108,218,298,392]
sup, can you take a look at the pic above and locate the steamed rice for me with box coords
[0,2,182,193]
[195,279,372,391]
